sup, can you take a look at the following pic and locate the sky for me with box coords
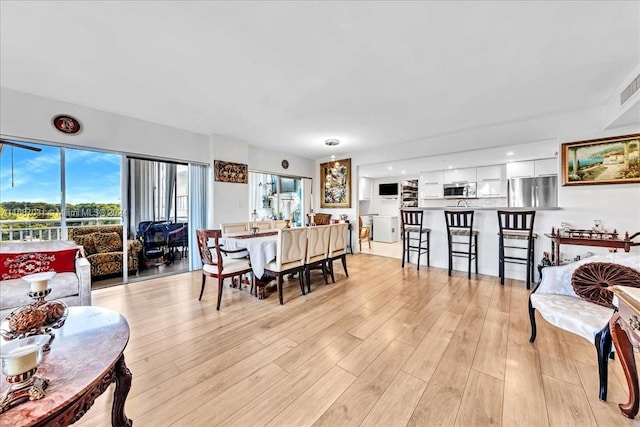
[0,142,121,204]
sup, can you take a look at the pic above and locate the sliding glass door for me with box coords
[128,157,189,280]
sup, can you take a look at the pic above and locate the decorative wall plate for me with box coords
[51,115,81,135]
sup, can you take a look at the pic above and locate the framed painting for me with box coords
[214,160,248,184]
[320,158,351,208]
[562,133,640,186]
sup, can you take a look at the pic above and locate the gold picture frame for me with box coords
[561,133,640,186]
[214,160,248,184]
[320,158,351,208]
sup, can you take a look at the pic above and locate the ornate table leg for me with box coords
[611,313,639,418]
[112,354,133,427]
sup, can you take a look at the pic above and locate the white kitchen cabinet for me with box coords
[443,167,476,184]
[476,165,507,197]
[506,161,535,179]
[359,177,372,200]
[419,170,444,200]
[476,165,506,181]
[534,158,558,177]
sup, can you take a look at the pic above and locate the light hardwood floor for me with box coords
[75,253,637,427]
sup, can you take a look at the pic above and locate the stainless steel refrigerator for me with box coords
[508,175,558,208]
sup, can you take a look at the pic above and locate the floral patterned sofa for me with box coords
[0,240,91,319]
[68,225,143,278]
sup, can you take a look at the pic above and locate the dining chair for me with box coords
[327,223,349,283]
[497,210,536,289]
[358,216,371,250]
[220,222,249,234]
[195,229,253,310]
[400,209,430,270]
[444,210,478,279]
[272,220,289,229]
[304,224,332,292]
[263,227,308,304]
[255,220,273,230]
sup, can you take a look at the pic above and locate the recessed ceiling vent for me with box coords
[620,73,640,105]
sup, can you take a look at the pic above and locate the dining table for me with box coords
[220,230,279,279]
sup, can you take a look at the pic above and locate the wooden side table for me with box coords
[611,286,640,418]
[0,306,132,426]
[544,230,639,265]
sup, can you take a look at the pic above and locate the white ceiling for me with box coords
[1,1,638,169]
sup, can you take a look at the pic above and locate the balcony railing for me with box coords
[1,217,122,242]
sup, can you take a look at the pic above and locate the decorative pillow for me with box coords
[571,262,640,309]
[0,248,77,280]
[93,232,123,253]
[73,233,97,255]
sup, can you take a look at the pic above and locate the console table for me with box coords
[611,286,640,418]
[0,306,132,426]
[544,229,639,265]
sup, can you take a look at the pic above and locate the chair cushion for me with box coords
[203,258,251,275]
[93,232,123,253]
[571,262,640,309]
[265,259,303,273]
[501,230,537,240]
[530,293,614,342]
[405,225,430,233]
[449,229,478,236]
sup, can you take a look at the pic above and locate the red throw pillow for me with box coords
[0,248,77,280]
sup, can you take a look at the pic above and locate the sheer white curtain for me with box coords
[189,163,208,270]
[128,158,157,237]
[163,163,177,221]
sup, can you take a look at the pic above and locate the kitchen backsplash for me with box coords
[419,197,508,208]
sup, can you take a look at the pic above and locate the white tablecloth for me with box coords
[221,234,277,278]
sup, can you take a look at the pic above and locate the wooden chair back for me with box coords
[220,223,248,234]
[444,210,475,234]
[306,225,331,264]
[329,223,349,257]
[275,227,308,268]
[497,210,536,238]
[196,229,223,272]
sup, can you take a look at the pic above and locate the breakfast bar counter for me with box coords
[397,207,567,282]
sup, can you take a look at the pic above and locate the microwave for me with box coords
[443,182,477,198]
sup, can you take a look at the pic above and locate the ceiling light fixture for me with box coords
[325,139,340,146]
[507,151,515,156]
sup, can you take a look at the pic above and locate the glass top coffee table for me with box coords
[0,306,132,426]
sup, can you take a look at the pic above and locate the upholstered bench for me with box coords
[528,252,640,401]
[0,240,91,319]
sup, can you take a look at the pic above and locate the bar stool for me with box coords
[401,209,431,270]
[444,210,478,279]
[497,210,536,289]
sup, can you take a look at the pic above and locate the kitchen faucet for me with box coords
[456,199,468,207]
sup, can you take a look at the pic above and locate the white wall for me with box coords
[248,146,315,179]
[0,88,209,162]
[210,134,250,228]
